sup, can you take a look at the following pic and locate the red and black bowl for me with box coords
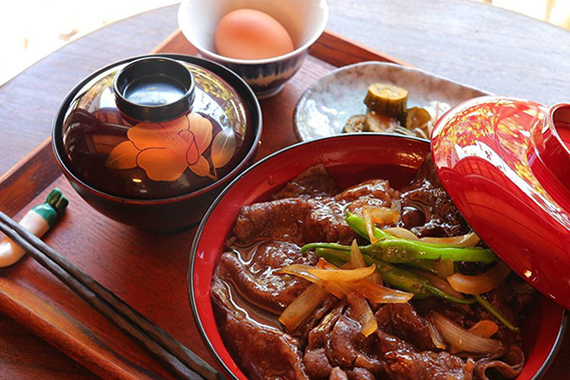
[52,54,262,231]
[189,134,567,380]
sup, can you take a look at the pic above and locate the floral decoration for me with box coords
[105,112,236,182]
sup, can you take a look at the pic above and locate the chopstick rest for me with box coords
[0,188,67,267]
[0,208,223,380]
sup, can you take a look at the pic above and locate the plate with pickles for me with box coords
[293,62,488,141]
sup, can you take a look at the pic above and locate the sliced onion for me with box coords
[355,279,413,303]
[307,265,376,282]
[322,279,352,299]
[433,258,455,278]
[427,318,447,350]
[279,284,329,332]
[347,292,378,337]
[468,320,499,338]
[447,262,511,295]
[370,271,383,286]
[363,207,400,243]
[349,240,366,268]
[362,207,378,244]
[430,312,503,354]
[279,264,323,285]
[413,270,465,300]
[420,232,480,247]
[316,258,338,270]
[368,206,400,225]
[384,227,419,240]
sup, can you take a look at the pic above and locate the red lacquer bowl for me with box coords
[189,134,566,380]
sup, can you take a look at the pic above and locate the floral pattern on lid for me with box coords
[105,112,236,182]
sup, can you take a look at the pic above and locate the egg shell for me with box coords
[215,9,295,60]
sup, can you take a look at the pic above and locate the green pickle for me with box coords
[342,83,434,138]
[363,83,408,124]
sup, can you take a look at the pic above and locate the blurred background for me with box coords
[0,0,569,86]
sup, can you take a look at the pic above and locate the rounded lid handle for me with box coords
[113,57,195,122]
[530,104,570,193]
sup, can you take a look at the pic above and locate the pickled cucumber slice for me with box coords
[363,83,408,123]
[365,112,400,133]
[343,115,367,133]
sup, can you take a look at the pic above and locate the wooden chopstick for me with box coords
[0,210,224,380]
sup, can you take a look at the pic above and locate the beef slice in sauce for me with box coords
[212,278,309,380]
[234,168,399,246]
[376,330,476,380]
[273,164,342,200]
[374,303,436,352]
[399,155,470,237]
[215,241,317,313]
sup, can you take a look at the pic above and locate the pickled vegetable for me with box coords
[363,83,408,123]
[342,114,366,133]
[365,112,400,133]
[406,107,432,139]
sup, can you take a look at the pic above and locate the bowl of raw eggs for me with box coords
[178,0,329,99]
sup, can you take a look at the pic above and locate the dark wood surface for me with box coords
[0,1,569,379]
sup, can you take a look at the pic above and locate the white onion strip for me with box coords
[430,312,503,354]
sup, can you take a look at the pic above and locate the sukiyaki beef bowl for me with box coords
[189,134,566,380]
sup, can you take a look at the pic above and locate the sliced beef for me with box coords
[399,155,470,237]
[233,196,357,246]
[475,344,524,379]
[383,350,476,380]
[327,309,384,374]
[347,367,375,380]
[234,198,312,245]
[300,297,342,344]
[376,330,476,380]
[375,303,436,351]
[304,348,333,379]
[235,174,400,246]
[212,278,309,380]
[335,179,397,206]
[503,278,537,314]
[215,241,316,313]
[330,367,349,380]
[303,179,400,244]
[375,329,417,354]
[303,304,346,379]
[303,198,357,245]
[274,164,341,200]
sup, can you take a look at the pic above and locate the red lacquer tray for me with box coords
[0,29,410,379]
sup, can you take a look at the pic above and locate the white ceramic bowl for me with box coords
[178,0,329,99]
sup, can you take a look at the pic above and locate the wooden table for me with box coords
[0,1,568,378]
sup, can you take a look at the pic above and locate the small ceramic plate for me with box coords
[293,62,489,141]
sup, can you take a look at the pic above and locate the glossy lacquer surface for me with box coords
[190,134,566,380]
[52,54,262,230]
[432,96,570,310]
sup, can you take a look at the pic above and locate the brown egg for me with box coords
[215,9,295,60]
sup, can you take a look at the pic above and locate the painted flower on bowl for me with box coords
[105,112,236,182]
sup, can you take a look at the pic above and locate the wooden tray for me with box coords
[0,29,407,379]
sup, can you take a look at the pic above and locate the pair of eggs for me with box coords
[215,9,295,60]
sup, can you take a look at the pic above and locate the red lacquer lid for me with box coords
[432,96,570,309]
